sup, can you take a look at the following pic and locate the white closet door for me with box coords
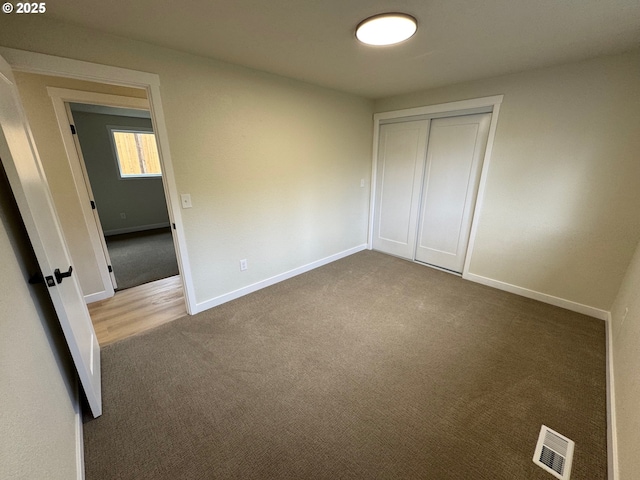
[415,113,491,272]
[372,120,429,259]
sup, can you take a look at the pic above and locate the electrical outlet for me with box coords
[240,259,248,271]
[120,212,126,219]
[360,179,365,188]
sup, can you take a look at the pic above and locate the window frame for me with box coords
[107,125,162,179]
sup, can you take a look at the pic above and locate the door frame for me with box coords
[0,46,197,315]
[48,88,165,300]
[368,95,503,278]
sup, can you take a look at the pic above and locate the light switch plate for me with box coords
[181,194,192,209]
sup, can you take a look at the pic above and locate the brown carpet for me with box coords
[83,250,607,479]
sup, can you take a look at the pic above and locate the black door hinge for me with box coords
[172,223,176,230]
[70,124,76,135]
[108,265,113,273]
[90,200,96,210]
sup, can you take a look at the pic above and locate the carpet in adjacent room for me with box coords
[105,227,179,290]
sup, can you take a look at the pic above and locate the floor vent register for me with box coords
[533,425,575,480]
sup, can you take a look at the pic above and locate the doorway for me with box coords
[1,48,197,419]
[42,85,185,303]
[46,87,188,345]
[68,102,179,291]
[8,70,190,345]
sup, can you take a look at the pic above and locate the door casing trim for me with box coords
[0,46,196,315]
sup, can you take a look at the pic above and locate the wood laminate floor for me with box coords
[88,275,186,346]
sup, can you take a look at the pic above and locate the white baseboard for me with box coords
[84,289,114,304]
[194,244,367,314]
[74,381,85,480]
[606,312,619,480]
[103,222,170,236]
[463,272,609,320]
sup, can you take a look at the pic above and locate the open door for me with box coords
[64,102,118,290]
[0,54,102,416]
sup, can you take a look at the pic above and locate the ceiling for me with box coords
[47,0,640,99]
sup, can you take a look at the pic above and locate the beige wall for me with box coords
[376,51,640,310]
[0,166,79,479]
[12,72,147,297]
[0,16,374,306]
[611,238,640,479]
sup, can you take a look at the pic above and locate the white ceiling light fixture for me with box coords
[356,13,418,46]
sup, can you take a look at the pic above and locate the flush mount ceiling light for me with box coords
[356,13,417,46]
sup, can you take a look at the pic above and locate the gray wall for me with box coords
[0,163,80,479]
[71,110,170,235]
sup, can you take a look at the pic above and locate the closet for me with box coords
[372,112,491,273]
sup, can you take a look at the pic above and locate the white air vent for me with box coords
[533,425,575,480]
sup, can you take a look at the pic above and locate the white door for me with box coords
[372,120,429,259]
[65,104,118,290]
[414,113,491,272]
[0,54,102,417]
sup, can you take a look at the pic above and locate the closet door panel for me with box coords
[372,121,429,259]
[415,113,491,272]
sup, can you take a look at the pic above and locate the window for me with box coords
[109,128,162,178]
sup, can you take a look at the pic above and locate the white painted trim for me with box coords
[462,101,502,277]
[146,83,197,315]
[194,244,367,314]
[47,87,149,110]
[84,290,113,304]
[74,381,85,480]
[463,272,609,320]
[367,115,380,249]
[374,95,504,121]
[103,222,171,236]
[0,47,159,87]
[606,311,619,480]
[0,47,197,315]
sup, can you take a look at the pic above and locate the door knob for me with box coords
[29,272,56,287]
[54,266,73,284]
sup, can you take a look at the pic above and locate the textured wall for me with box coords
[611,239,640,479]
[0,164,79,479]
[376,51,640,311]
